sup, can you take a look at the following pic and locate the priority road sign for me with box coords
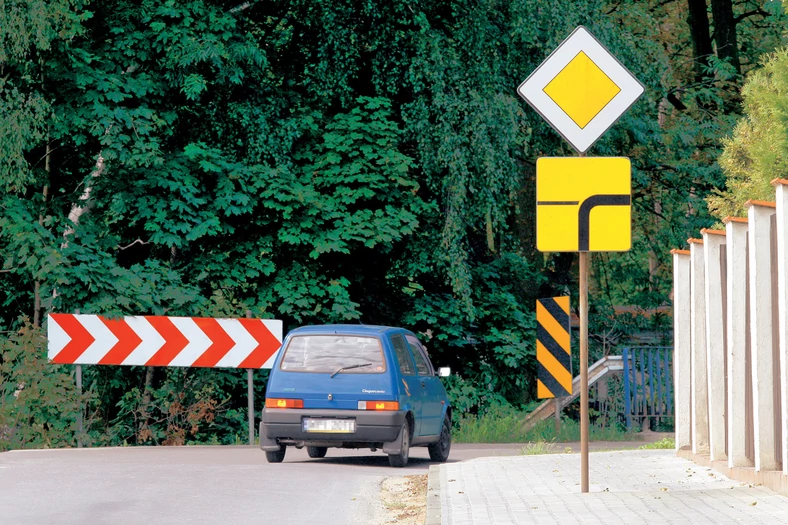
[536,296,572,399]
[536,157,631,252]
[517,26,644,153]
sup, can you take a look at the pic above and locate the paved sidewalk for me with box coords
[427,450,788,524]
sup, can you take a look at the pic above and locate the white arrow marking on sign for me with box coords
[78,315,118,364]
[214,319,257,368]
[122,317,166,366]
[261,320,284,368]
[167,317,212,367]
[47,315,69,360]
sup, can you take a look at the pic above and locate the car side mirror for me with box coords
[438,367,451,377]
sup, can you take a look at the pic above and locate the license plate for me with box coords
[302,418,356,433]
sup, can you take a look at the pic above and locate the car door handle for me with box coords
[421,381,426,388]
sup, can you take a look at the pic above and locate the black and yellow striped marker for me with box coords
[536,296,572,398]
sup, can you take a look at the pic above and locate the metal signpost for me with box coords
[246,310,255,446]
[518,26,644,493]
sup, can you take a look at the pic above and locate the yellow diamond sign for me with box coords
[517,27,644,153]
[536,157,631,252]
[543,52,621,129]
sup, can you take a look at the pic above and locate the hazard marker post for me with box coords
[536,296,572,435]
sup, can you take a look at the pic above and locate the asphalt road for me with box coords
[0,444,524,525]
[0,439,662,525]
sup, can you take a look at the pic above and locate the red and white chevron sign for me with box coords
[47,314,283,368]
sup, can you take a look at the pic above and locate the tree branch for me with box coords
[117,239,150,251]
[606,1,622,15]
[649,0,679,12]
[229,1,258,14]
[734,9,768,23]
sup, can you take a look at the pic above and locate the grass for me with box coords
[639,437,675,449]
[453,406,526,443]
[454,406,637,444]
[520,439,556,455]
[519,436,676,456]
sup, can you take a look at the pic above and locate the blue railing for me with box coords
[622,347,674,429]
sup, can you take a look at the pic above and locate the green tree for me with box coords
[3,0,788,447]
[709,48,788,219]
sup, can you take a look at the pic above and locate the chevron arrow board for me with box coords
[47,314,283,368]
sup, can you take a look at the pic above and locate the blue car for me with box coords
[259,324,452,467]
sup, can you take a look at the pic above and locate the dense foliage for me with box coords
[1,0,786,448]
[710,47,788,219]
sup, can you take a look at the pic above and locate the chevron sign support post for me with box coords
[47,314,283,368]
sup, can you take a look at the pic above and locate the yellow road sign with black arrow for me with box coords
[536,157,631,252]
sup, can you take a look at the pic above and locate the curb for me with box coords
[425,464,442,525]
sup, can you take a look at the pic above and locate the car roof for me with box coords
[287,324,404,337]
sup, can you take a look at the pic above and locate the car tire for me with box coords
[307,446,328,458]
[428,414,452,462]
[388,420,411,468]
[265,445,286,463]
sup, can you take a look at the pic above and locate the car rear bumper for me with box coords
[261,408,406,446]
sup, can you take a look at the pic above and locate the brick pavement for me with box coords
[426,450,788,524]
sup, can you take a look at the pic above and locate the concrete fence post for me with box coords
[747,200,778,471]
[672,249,692,451]
[702,229,727,462]
[724,217,752,467]
[773,180,788,474]
[689,238,709,454]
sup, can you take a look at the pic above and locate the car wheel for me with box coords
[388,420,411,468]
[307,446,328,458]
[265,445,286,463]
[428,414,452,462]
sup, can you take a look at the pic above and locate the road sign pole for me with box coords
[247,369,254,445]
[246,310,254,446]
[579,250,589,493]
[76,364,83,448]
[74,308,83,449]
[577,145,590,493]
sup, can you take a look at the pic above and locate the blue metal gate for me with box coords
[622,347,674,429]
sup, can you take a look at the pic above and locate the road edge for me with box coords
[425,464,442,525]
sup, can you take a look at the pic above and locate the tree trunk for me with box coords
[139,366,156,443]
[61,65,138,249]
[485,209,495,253]
[141,367,155,406]
[686,0,714,82]
[710,0,741,74]
[33,135,51,328]
[53,146,107,302]
[649,200,662,290]
[61,150,106,248]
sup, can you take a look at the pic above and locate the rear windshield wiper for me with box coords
[330,363,372,378]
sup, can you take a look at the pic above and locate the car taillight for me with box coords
[358,401,399,411]
[266,398,304,409]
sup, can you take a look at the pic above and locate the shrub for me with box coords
[639,437,675,450]
[0,320,90,450]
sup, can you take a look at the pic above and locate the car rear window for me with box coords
[279,335,386,374]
